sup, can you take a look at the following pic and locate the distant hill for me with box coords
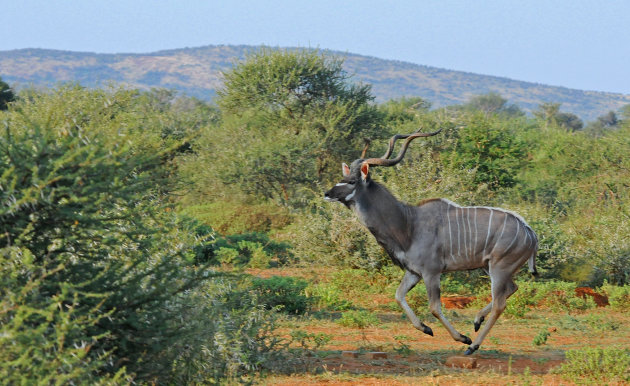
[1,45,629,121]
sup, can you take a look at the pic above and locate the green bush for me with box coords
[532,281,596,312]
[557,347,630,383]
[601,282,630,310]
[251,276,312,314]
[179,201,293,235]
[337,310,380,328]
[532,330,551,346]
[287,202,390,270]
[0,86,282,383]
[216,246,242,266]
[307,282,355,311]
[169,278,286,384]
[247,243,273,269]
[209,48,384,206]
[474,280,598,319]
[210,232,292,267]
[445,112,526,190]
[214,241,273,268]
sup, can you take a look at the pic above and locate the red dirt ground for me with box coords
[300,352,564,375]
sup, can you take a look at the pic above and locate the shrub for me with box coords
[532,281,596,312]
[0,86,282,383]
[251,276,312,314]
[290,330,332,352]
[557,347,630,383]
[475,280,598,319]
[209,232,292,267]
[307,283,355,311]
[169,278,286,384]
[179,201,293,235]
[337,310,380,328]
[287,202,390,270]
[247,243,273,269]
[532,330,551,346]
[600,282,630,311]
[216,246,242,266]
[445,112,526,190]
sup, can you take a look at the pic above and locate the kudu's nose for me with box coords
[324,189,334,202]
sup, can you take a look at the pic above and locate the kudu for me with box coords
[324,129,538,355]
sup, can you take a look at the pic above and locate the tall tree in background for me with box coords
[447,112,526,191]
[465,92,523,117]
[534,102,561,129]
[213,49,384,204]
[0,76,15,110]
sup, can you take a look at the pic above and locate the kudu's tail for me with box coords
[528,252,538,276]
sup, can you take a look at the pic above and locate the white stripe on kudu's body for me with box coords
[324,129,538,356]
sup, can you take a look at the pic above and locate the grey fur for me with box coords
[325,158,538,355]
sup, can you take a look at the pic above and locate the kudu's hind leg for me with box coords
[473,303,492,332]
[465,275,518,355]
[473,267,493,331]
[473,279,517,331]
[396,271,433,336]
[423,272,472,345]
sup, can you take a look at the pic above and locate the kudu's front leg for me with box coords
[423,272,472,346]
[396,271,433,336]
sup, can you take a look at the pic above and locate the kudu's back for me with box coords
[419,198,538,274]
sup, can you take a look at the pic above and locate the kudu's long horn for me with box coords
[364,128,442,167]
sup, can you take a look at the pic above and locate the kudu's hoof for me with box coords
[474,316,485,332]
[464,344,479,355]
[423,326,434,336]
[460,334,472,345]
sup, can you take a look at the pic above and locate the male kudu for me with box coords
[324,129,538,355]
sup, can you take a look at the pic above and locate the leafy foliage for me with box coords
[0,76,15,110]
[0,86,280,383]
[4,49,630,382]
[208,48,384,204]
[337,310,380,328]
[251,276,312,314]
[463,92,524,117]
[600,282,630,310]
[557,347,630,383]
[446,112,526,190]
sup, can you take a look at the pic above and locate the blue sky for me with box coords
[3,0,629,94]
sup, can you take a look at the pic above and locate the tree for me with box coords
[556,112,584,131]
[585,111,620,136]
[0,76,15,110]
[213,48,384,204]
[465,92,523,117]
[379,96,431,127]
[534,102,561,128]
[534,102,583,131]
[597,111,619,128]
[447,112,526,190]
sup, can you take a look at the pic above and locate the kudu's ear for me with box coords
[360,162,370,181]
[342,163,351,177]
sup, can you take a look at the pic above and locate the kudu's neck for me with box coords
[352,180,415,253]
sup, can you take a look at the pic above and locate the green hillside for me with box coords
[1,45,629,120]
